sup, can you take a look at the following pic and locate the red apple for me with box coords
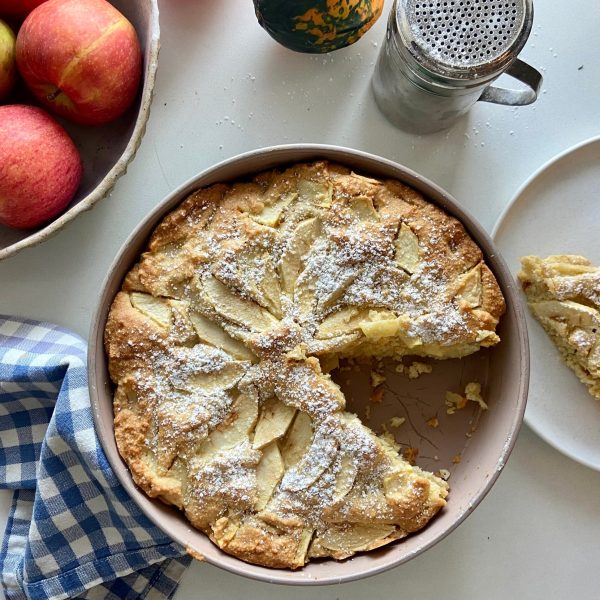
[0,0,47,21]
[16,0,142,125]
[0,19,16,100]
[0,104,82,228]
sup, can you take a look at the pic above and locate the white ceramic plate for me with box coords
[493,136,600,471]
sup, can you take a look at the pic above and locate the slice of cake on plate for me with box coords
[519,254,600,399]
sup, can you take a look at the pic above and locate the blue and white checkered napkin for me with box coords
[0,316,192,600]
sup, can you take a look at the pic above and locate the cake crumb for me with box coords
[186,546,205,562]
[365,404,372,420]
[395,363,405,373]
[465,381,488,409]
[426,416,439,428]
[370,387,385,403]
[445,381,487,414]
[403,446,419,464]
[370,371,387,388]
[452,454,462,464]
[445,391,467,414]
[389,416,406,428]
[436,469,451,481]
[407,361,432,379]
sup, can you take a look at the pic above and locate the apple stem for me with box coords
[47,88,62,102]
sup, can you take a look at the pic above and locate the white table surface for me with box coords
[2,1,600,598]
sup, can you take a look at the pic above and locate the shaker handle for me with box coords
[479,59,543,106]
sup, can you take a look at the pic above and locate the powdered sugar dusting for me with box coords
[107,161,498,566]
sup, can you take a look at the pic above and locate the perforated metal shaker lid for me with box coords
[395,0,534,80]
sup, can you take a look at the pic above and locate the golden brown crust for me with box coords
[105,161,505,569]
[211,518,311,569]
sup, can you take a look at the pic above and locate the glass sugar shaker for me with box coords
[372,0,543,134]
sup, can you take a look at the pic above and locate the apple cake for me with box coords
[519,255,600,399]
[105,161,505,569]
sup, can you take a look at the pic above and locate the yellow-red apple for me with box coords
[0,104,82,228]
[0,19,16,100]
[16,0,142,125]
[0,1,47,21]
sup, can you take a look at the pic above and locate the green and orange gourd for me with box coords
[253,0,384,53]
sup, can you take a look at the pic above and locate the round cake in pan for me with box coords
[104,160,505,569]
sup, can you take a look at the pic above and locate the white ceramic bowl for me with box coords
[0,0,160,260]
[89,145,529,585]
